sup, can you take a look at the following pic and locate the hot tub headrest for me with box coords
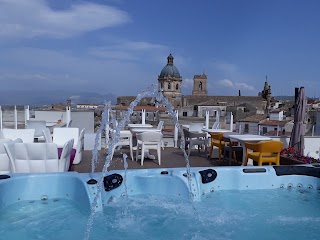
[274,166,320,178]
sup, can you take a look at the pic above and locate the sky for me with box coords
[1,0,320,100]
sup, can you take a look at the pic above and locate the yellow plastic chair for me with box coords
[244,140,284,166]
[208,132,225,161]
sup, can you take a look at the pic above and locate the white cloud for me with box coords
[0,47,158,95]
[89,40,167,61]
[0,0,130,39]
[213,62,238,74]
[218,79,255,91]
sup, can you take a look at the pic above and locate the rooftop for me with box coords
[71,147,241,173]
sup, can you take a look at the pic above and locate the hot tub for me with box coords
[0,165,319,240]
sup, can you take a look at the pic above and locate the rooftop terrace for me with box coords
[71,147,241,173]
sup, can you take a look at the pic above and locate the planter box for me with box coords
[280,156,306,165]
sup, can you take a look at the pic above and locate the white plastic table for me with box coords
[128,124,153,129]
[227,134,272,166]
[130,128,161,133]
[202,128,231,133]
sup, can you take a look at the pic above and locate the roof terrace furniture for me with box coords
[1,129,35,143]
[208,132,225,161]
[244,140,284,166]
[227,134,272,166]
[128,123,153,129]
[183,128,207,157]
[4,139,74,173]
[109,130,134,161]
[0,138,22,174]
[26,120,47,141]
[222,132,243,165]
[52,128,79,148]
[135,132,163,166]
[51,127,85,166]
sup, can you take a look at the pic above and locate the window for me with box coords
[183,112,187,116]
[263,127,267,134]
[168,82,171,89]
[244,124,249,133]
[176,84,179,90]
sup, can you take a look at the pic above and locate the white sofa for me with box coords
[0,138,23,174]
[4,139,74,173]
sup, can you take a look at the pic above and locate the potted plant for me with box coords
[280,146,320,165]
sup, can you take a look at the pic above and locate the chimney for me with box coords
[238,90,241,96]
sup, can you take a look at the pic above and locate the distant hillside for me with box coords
[273,96,295,101]
[0,90,116,106]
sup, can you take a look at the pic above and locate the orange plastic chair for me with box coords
[244,140,284,166]
[208,132,225,161]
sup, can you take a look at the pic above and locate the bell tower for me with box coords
[192,73,207,96]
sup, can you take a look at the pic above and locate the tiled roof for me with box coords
[260,120,290,126]
[115,105,167,111]
[239,114,267,123]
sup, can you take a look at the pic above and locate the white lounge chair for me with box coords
[109,130,134,161]
[26,120,47,140]
[1,129,35,143]
[0,138,23,174]
[51,127,85,165]
[4,139,74,173]
[52,127,79,148]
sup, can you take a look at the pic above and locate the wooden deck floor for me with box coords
[71,147,241,173]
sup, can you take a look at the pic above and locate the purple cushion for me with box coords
[58,148,76,171]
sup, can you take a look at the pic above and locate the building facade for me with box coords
[158,54,182,108]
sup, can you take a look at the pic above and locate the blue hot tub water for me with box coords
[0,166,320,240]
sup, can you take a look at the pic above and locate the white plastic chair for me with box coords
[135,132,163,166]
[110,130,134,160]
[26,120,47,140]
[4,139,74,173]
[1,129,35,143]
[183,128,207,156]
[0,138,23,174]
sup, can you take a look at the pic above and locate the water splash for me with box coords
[84,84,193,240]
[122,153,129,198]
[91,101,111,174]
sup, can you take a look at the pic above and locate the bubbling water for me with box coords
[84,84,192,240]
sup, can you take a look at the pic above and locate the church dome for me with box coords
[159,54,181,78]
